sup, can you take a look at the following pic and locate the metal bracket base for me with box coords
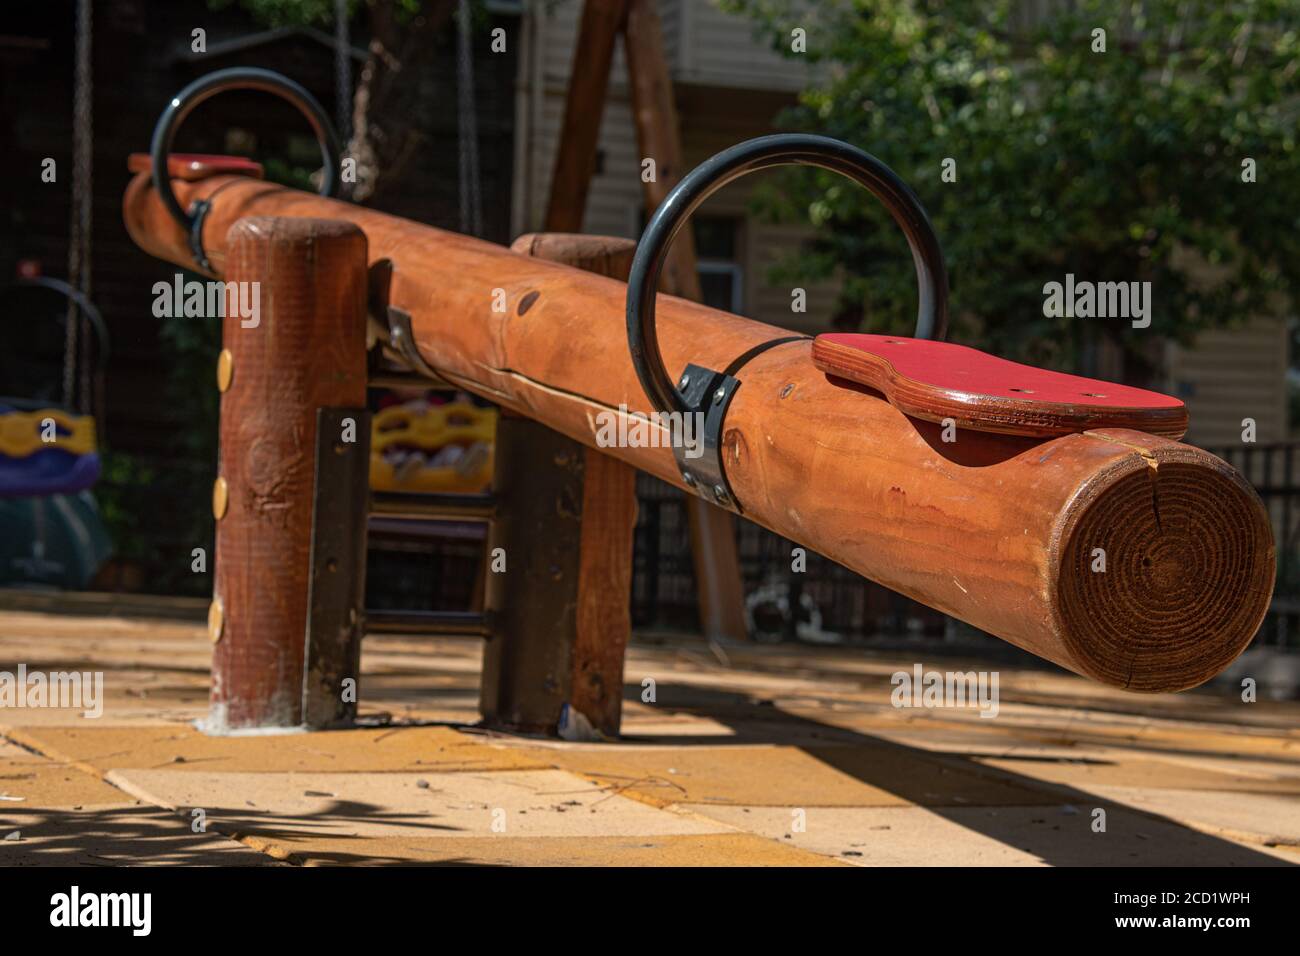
[188,199,212,272]
[673,363,743,514]
[387,305,445,381]
[303,406,371,729]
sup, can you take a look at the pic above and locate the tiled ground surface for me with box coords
[1,601,1298,866]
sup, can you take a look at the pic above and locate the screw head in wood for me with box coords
[207,596,224,643]
[212,476,229,520]
[216,349,234,392]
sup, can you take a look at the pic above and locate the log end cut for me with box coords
[1050,439,1275,693]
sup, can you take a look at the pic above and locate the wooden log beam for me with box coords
[123,173,1275,692]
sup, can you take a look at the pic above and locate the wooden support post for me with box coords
[207,217,368,733]
[479,413,586,733]
[571,444,638,734]
[624,0,749,642]
[479,233,639,737]
[302,406,372,729]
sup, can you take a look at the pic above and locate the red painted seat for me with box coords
[812,333,1188,438]
[127,152,264,181]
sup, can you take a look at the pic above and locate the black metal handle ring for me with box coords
[626,133,949,418]
[150,67,342,270]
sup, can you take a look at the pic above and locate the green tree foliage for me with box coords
[208,0,396,29]
[726,0,1300,378]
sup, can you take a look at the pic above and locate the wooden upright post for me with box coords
[624,0,749,642]
[479,233,640,737]
[207,217,369,733]
[544,0,630,233]
[479,413,587,733]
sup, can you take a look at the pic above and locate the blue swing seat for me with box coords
[0,402,101,498]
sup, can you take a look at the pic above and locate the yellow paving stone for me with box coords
[0,739,43,761]
[5,604,1300,866]
[0,804,281,866]
[0,758,127,807]
[1067,723,1300,761]
[271,832,846,866]
[975,754,1300,795]
[804,706,1300,765]
[1086,786,1300,849]
[687,804,1044,866]
[106,769,728,840]
[5,724,552,774]
[685,804,1299,867]
[534,743,1061,808]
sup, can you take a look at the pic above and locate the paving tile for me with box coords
[6,724,551,774]
[270,832,843,866]
[0,758,127,808]
[686,804,1043,866]
[686,804,1299,867]
[0,739,43,761]
[535,743,1060,808]
[1087,785,1300,848]
[972,718,1300,763]
[108,768,728,840]
[800,704,1300,763]
[5,606,1299,866]
[0,804,280,866]
[976,754,1300,795]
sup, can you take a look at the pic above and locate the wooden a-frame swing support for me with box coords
[545,0,751,644]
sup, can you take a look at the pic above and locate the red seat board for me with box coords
[812,333,1188,439]
[127,152,265,182]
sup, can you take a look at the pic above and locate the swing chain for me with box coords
[65,0,94,416]
[456,0,483,237]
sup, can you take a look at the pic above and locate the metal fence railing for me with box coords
[631,472,947,642]
[633,443,1300,655]
[116,440,1296,654]
[1205,442,1300,651]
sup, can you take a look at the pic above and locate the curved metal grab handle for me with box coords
[626,133,949,417]
[150,67,341,253]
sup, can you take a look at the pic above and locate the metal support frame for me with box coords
[367,610,494,636]
[386,305,444,381]
[479,414,588,733]
[674,363,743,511]
[302,407,372,729]
[302,405,502,727]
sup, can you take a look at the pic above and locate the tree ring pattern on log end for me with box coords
[1052,452,1274,693]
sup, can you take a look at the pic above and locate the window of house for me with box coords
[632,211,745,314]
[694,215,744,315]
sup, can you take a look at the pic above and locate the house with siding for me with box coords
[511,0,840,335]
[510,0,1290,449]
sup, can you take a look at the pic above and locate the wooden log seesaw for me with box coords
[125,70,1273,733]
